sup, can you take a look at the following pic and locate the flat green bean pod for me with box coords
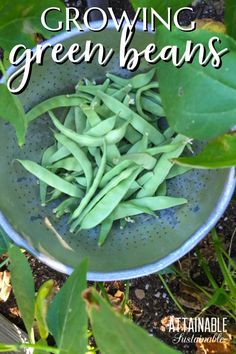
[26,95,86,122]
[17,160,83,198]
[137,135,189,198]
[72,141,107,219]
[70,166,138,230]
[80,168,141,230]
[48,157,82,173]
[106,68,156,89]
[97,92,164,145]
[54,133,93,190]
[112,196,187,220]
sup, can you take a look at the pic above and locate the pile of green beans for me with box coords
[20,69,191,246]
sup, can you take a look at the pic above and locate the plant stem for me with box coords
[121,280,130,313]
[158,274,185,314]
[97,282,110,304]
[0,257,9,268]
[196,248,218,290]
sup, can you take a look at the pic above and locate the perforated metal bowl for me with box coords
[0,23,235,280]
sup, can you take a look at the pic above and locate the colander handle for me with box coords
[86,0,110,21]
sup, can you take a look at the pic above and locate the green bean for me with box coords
[49,146,71,164]
[26,95,86,122]
[106,144,120,165]
[50,112,130,147]
[141,97,165,118]
[167,165,192,179]
[80,168,141,230]
[156,181,167,196]
[98,215,113,247]
[136,83,160,120]
[143,90,162,104]
[97,92,164,145]
[117,153,157,170]
[71,142,107,219]
[147,142,185,156]
[137,172,153,186]
[17,160,83,198]
[50,112,104,147]
[106,68,156,89]
[99,160,135,188]
[112,196,187,220]
[124,181,141,200]
[70,166,138,230]
[53,197,78,218]
[81,104,101,127]
[40,144,57,206]
[64,108,75,130]
[54,133,93,190]
[74,106,86,133]
[75,177,87,188]
[86,116,116,137]
[137,135,188,198]
[128,133,148,153]
[88,147,102,167]
[164,127,175,139]
[105,120,130,145]
[48,157,82,173]
[125,125,142,144]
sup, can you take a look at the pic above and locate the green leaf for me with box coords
[47,259,88,354]
[156,28,236,140]
[0,0,66,52]
[0,84,27,146]
[35,280,55,340]
[34,339,51,354]
[85,288,180,354]
[204,287,229,311]
[174,133,236,168]
[8,245,35,336]
[0,229,11,256]
[225,0,236,40]
[131,0,190,24]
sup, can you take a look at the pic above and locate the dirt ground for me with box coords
[0,1,235,354]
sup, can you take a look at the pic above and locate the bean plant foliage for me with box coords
[132,0,236,169]
[0,242,180,353]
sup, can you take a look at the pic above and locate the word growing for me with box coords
[7,7,229,94]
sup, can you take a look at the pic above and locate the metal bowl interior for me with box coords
[0,24,235,280]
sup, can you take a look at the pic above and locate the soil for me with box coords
[0,1,235,354]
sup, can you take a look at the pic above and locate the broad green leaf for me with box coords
[0,0,66,52]
[0,84,27,146]
[156,28,236,140]
[8,245,35,336]
[47,259,88,354]
[0,229,11,256]
[35,280,55,340]
[225,0,236,40]
[85,288,180,354]
[131,0,190,24]
[174,133,236,168]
